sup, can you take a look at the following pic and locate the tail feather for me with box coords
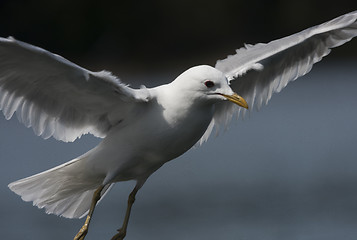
[8,157,112,219]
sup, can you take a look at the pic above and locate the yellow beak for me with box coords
[219,92,249,109]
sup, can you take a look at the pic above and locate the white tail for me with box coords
[8,156,112,219]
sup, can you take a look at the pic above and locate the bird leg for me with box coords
[74,185,104,240]
[111,184,140,240]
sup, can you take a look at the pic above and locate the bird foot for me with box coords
[73,224,88,240]
[110,228,126,240]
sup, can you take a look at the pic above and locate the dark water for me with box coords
[1,62,357,240]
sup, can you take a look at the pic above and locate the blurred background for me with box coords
[0,1,357,240]
[0,0,356,79]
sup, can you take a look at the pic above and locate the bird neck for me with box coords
[153,84,214,128]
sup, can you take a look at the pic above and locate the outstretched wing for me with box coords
[199,11,357,145]
[0,37,150,142]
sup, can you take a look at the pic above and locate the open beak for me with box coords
[219,92,249,109]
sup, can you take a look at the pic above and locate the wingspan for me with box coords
[0,37,150,142]
[199,11,357,145]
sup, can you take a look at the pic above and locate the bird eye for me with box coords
[204,80,215,88]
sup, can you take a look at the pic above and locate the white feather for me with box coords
[198,11,357,145]
[8,154,113,219]
[0,37,150,142]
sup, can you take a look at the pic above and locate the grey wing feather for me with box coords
[199,11,357,145]
[0,37,150,142]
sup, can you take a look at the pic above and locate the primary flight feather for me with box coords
[1,10,357,240]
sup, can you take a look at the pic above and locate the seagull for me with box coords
[1,10,356,240]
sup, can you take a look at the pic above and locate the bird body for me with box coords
[1,10,357,240]
[90,72,218,184]
[85,65,229,185]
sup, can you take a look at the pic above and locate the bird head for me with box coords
[171,65,248,109]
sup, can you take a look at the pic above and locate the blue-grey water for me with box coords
[1,61,357,240]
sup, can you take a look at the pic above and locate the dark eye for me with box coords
[204,80,215,88]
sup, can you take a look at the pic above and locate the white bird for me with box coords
[1,10,356,240]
